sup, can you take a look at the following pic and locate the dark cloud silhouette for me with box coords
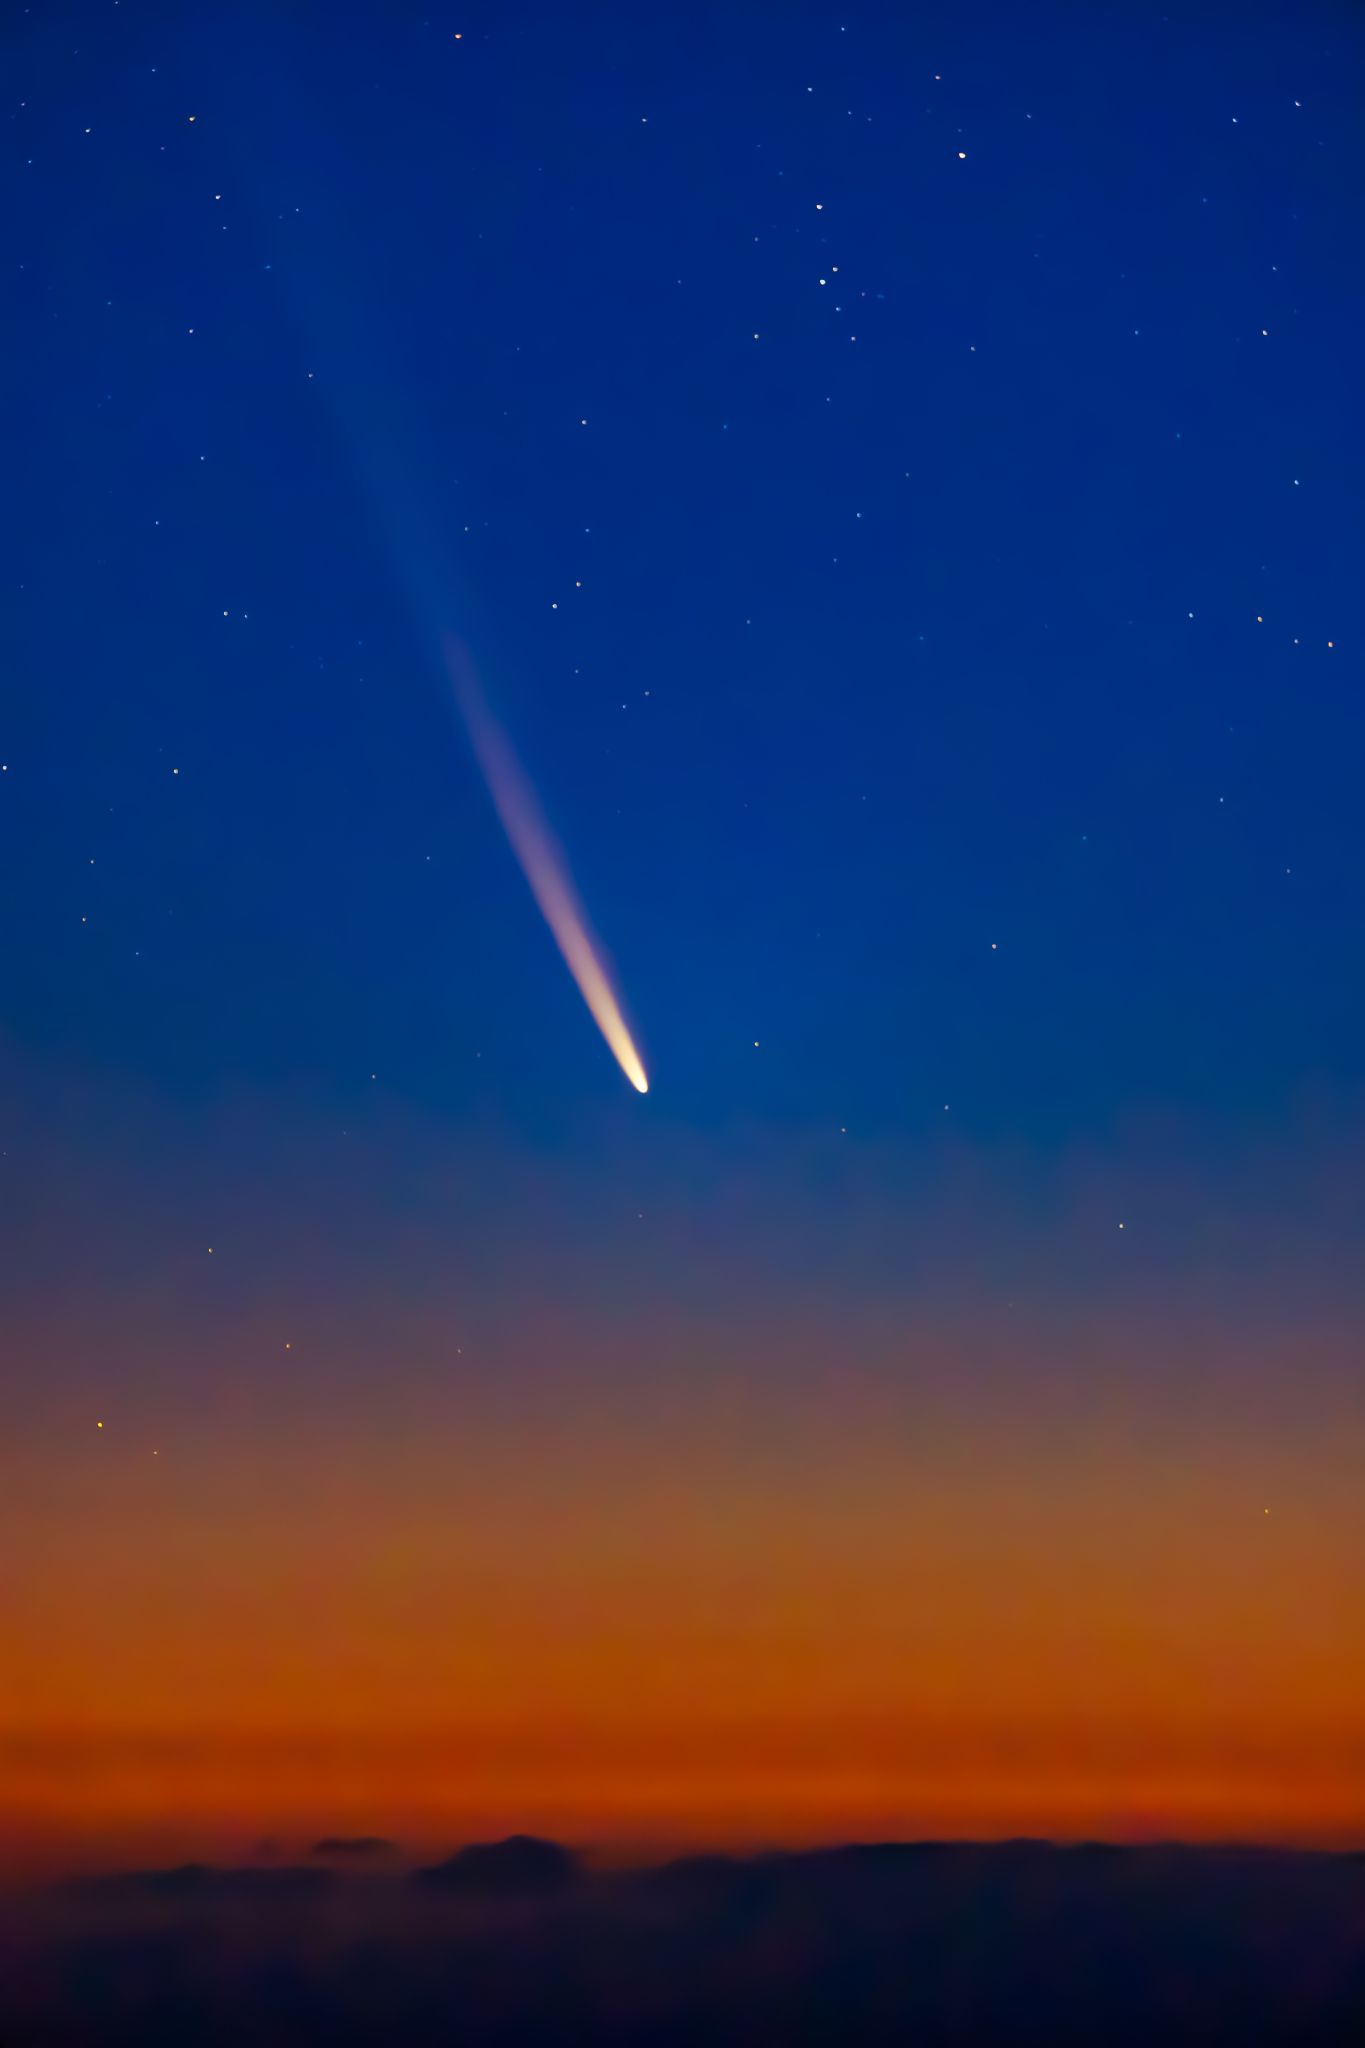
[60,1861,333,1900]
[10,1841,1364,2044]
[311,1836,399,1859]
[413,1833,580,1896]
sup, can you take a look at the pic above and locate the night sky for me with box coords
[5,1,1364,1877]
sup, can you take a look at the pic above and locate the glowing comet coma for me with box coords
[448,644,649,1093]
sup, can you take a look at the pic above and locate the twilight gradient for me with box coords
[3,0,1364,1877]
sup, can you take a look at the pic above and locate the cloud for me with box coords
[63,1862,332,1900]
[413,1834,580,1896]
[311,1835,399,1858]
[21,1843,1364,2043]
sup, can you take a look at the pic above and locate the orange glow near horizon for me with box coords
[7,1356,1364,1879]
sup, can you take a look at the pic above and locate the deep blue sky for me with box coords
[4,0,1363,1398]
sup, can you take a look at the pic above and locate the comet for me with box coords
[448,645,649,1094]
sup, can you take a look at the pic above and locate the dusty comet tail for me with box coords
[448,645,649,1094]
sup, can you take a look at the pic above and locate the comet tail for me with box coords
[448,648,648,1094]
